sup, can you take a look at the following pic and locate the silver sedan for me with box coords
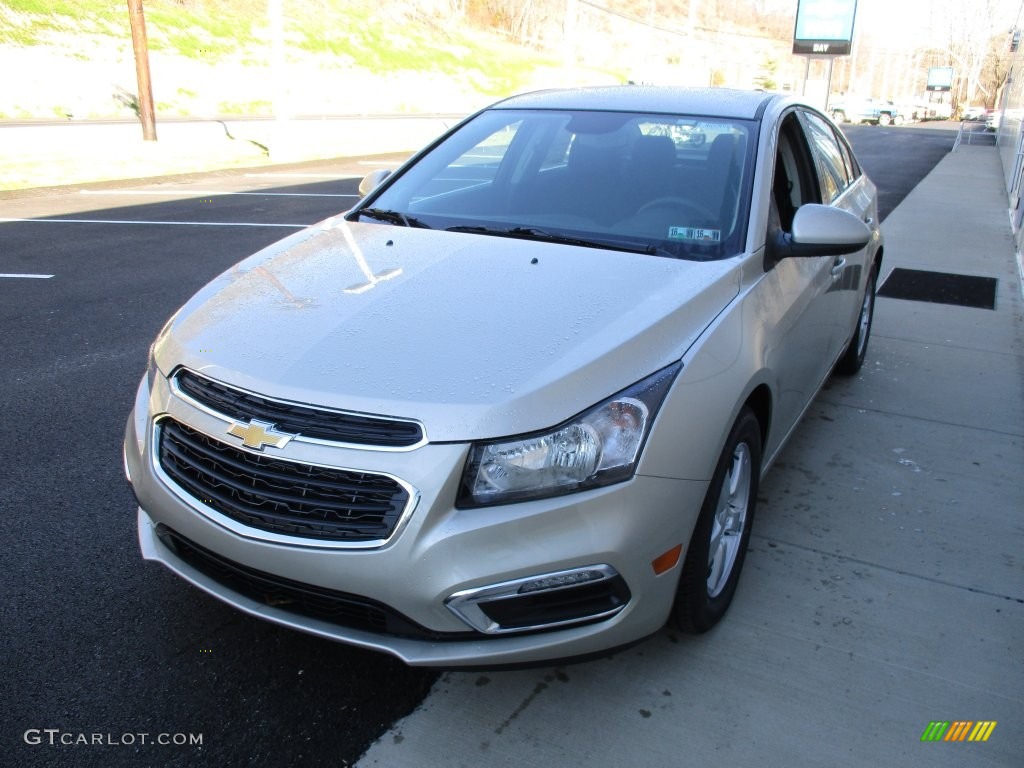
[124,86,882,666]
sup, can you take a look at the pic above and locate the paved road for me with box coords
[842,123,973,221]
[2,156,441,768]
[1,128,962,767]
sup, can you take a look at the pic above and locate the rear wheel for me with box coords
[835,262,877,375]
[878,113,892,126]
[672,407,761,633]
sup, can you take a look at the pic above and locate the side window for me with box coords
[835,131,860,181]
[450,119,522,184]
[801,111,851,202]
[772,114,820,231]
[410,119,523,203]
[538,128,573,171]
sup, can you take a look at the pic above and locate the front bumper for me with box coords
[125,371,709,667]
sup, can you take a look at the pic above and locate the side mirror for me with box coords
[769,204,872,260]
[358,169,392,198]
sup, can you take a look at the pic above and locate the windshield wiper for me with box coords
[446,225,671,257]
[357,208,431,228]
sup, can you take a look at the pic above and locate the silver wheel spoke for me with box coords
[857,286,873,356]
[862,291,873,332]
[707,442,752,598]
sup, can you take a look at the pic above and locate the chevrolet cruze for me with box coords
[124,87,882,666]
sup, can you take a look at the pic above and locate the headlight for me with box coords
[457,363,680,507]
[147,310,180,387]
[146,346,160,390]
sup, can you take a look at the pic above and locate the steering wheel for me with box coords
[635,196,718,223]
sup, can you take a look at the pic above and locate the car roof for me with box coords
[492,85,781,120]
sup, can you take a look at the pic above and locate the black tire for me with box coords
[878,113,892,126]
[835,262,877,375]
[831,110,845,123]
[672,407,761,634]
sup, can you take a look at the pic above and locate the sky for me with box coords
[853,0,1021,48]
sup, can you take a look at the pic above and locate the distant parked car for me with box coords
[125,86,883,667]
[830,97,902,126]
[986,111,1001,131]
[961,105,986,121]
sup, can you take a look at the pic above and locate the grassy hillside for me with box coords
[0,0,620,119]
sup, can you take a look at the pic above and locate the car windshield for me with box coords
[355,108,757,261]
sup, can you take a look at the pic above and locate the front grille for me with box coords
[155,525,477,641]
[175,369,424,448]
[158,419,411,543]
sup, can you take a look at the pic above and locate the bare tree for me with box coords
[925,0,1012,109]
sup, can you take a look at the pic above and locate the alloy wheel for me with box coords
[707,442,752,598]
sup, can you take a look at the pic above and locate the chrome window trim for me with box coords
[170,368,429,452]
[445,564,625,634]
[150,415,421,551]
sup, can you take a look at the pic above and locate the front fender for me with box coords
[637,264,774,483]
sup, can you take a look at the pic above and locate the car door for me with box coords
[758,110,840,441]
[797,108,876,360]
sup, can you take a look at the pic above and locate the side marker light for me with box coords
[652,544,683,575]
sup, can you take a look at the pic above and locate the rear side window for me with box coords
[802,111,851,202]
[411,119,524,201]
[835,130,860,180]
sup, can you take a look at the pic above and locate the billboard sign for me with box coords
[927,66,954,92]
[793,0,858,56]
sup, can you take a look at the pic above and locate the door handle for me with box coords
[831,257,846,278]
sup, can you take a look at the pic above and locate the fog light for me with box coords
[517,569,604,594]
[445,564,629,634]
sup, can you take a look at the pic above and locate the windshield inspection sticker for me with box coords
[669,226,721,242]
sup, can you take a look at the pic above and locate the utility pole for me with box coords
[563,0,577,72]
[127,0,157,141]
[269,0,288,160]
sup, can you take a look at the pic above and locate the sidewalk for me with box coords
[355,145,1024,766]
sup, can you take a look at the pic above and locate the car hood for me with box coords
[155,218,740,441]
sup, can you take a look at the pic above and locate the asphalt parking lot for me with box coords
[2,127,1021,767]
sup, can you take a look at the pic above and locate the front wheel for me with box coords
[835,262,877,375]
[878,113,892,126]
[672,407,762,633]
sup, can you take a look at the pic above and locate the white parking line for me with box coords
[0,273,54,279]
[0,218,308,228]
[80,189,358,198]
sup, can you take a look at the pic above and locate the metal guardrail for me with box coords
[954,120,997,151]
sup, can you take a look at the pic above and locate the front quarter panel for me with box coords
[638,253,771,484]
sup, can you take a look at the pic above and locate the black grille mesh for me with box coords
[175,369,424,447]
[155,525,476,640]
[158,419,410,542]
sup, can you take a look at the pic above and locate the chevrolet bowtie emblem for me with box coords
[226,419,295,451]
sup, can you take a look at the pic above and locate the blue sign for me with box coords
[793,0,858,56]
[927,66,954,92]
